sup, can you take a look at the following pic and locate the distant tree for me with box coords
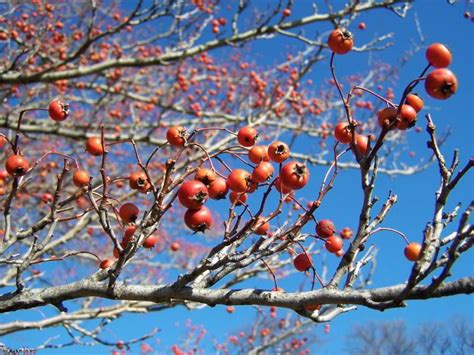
[346,317,474,355]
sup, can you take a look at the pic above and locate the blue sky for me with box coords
[2,1,473,353]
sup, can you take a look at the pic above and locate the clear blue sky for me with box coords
[2,1,473,353]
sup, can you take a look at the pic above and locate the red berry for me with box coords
[227,169,251,193]
[268,141,290,163]
[377,107,397,129]
[208,177,228,199]
[340,227,353,239]
[325,235,343,253]
[237,126,258,147]
[170,242,180,251]
[119,203,139,224]
[279,161,309,190]
[316,219,335,239]
[178,180,209,210]
[248,145,270,164]
[327,28,354,55]
[166,125,187,147]
[293,253,312,272]
[73,170,90,187]
[334,121,353,144]
[143,234,158,249]
[48,99,69,121]
[405,93,424,113]
[426,43,452,68]
[122,225,138,247]
[425,68,458,100]
[354,134,369,155]
[229,191,247,205]
[184,206,213,232]
[85,137,104,156]
[254,217,269,235]
[195,168,217,186]
[5,155,30,177]
[252,162,274,183]
[404,242,422,261]
[99,258,113,269]
[129,171,150,191]
[397,104,417,130]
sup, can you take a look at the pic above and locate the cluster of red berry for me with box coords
[1,29,458,272]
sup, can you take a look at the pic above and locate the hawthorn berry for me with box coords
[99,259,113,269]
[208,177,228,199]
[248,145,270,164]
[377,107,397,129]
[119,203,139,224]
[143,234,158,249]
[340,227,353,239]
[334,121,353,144]
[252,162,274,183]
[268,141,290,163]
[279,161,309,190]
[184,206,213,232]
[122,225,138,247]
[229,191,247,206]
[166,125,187,147]
[426,43,452,68]
[227,169,251,193]
[397,104,417,130]
[325,235,343,253]
[5,155,30,177]
[425,68,458,100]
[73,170,90,187]
[327,28,354,55]
[354,134,369,155]
[48,99,69,121]
[405,93,424,113]
[195,167,217,186]
[41,193,54,203]
[254,216,269,235]
[293,253,312,272]
[85,137,104,156]
[404,242,422,261]
[178,180,209,210]
[237,126,258,147]
[316,219,335,239]
[129,171,150,191]
[170,242,180,251]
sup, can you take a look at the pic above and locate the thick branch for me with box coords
[0,277,471,314]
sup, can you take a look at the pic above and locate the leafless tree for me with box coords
[346,316,474,355]
[0,0,471,352]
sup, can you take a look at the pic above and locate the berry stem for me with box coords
[13,108,48,154]
[187,142,217,173]
[260,258,279,291]
[329,52,352,124]
[348,86,397,107]
[369,227,410,245]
